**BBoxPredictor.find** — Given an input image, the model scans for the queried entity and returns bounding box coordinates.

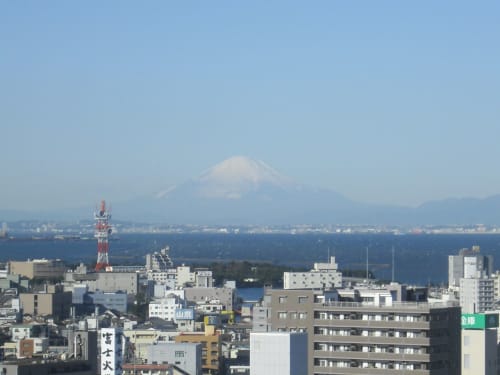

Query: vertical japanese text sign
[101,328,123,375]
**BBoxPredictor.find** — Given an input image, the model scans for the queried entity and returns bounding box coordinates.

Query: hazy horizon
[2,2,499,211]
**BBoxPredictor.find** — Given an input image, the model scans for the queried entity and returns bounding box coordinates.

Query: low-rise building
[9,259,67,280]
[284,256,342,290]
[149,294,185,321]
[175,325,222,375]
[122,363,190,375]
[144,342,202,375]
[19,286,72,321]
[184,287,235,311]
[0,359,93,375]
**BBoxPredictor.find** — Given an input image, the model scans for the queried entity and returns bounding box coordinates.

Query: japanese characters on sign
[101,328,123,375]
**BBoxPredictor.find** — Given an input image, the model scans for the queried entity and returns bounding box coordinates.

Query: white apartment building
[460,277,495,313]
[284,256,342,290]
[149,295,184,321]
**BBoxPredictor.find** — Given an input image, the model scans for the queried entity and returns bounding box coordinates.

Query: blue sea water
[2,233,500,285]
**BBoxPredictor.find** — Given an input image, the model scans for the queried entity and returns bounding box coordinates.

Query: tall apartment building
[448,246,493,288]
[269,288,461,375]
[284,256,342,290]
[459,277,495,313]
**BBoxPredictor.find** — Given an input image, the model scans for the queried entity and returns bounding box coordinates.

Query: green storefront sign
[461,313,499,329]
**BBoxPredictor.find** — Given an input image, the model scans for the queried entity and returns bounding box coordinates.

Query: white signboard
[101,328,123,375]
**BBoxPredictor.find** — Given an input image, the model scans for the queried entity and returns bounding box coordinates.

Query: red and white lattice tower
[94,200,112,271]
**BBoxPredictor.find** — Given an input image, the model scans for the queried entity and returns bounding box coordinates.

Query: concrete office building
[284,257,342,290]
[448,246,493,288]
[459,277,495,313]
[149,294,185,321]
[69,267,139,295]
[250,332,308,375]
[185,287,235,311]
[94,271,139,295]
[9,259,66,280]
[270,288,461,375]
[461,313,498,375]
[144,342,202,375]
[148,269,178,290]
[88,290,127,313]
[19,286,72,321]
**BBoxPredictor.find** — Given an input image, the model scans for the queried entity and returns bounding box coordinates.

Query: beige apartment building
[175,326,221,375]
[19,285,72,321]
[270,289,461,375]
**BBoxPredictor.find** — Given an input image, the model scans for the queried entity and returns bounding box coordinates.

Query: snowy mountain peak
[194,156,294,199]
[199,156,290,185]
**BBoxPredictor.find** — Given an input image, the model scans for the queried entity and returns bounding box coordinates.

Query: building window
[298,296,308,303]
[298,312,307,319]
[279,296,287,304]
[278,312,287,319]
[464,335,470,346]
[464,354,470,369]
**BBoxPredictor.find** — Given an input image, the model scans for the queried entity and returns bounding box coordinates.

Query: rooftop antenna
[366,246,369,282]
[391,245,395,283]
[95,200,111,271]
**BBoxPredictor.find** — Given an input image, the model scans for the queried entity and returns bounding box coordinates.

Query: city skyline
[1,2,499,211]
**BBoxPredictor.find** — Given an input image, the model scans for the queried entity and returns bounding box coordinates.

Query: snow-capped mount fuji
[159,156,298,200]
[126,155,363,224]
[7,156,500,224]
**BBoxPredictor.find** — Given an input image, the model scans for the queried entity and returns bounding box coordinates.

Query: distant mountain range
[2,156,500,225]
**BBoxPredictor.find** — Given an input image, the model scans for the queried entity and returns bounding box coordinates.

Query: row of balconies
[314,327,430,338]
[313,349,434,362]
[313,317,433,330]
[312,333,455,346]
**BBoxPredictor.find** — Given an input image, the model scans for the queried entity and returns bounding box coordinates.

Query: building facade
[284,257,342,290]
[250,332,308,375]
[270,288,461,375]
[461,313,498,375]
[144,342,202,375]
[459,277,495,313]
[448,247,493,288]
[9,259,66,280]
[19,289,72,321]
[174,326,221,375]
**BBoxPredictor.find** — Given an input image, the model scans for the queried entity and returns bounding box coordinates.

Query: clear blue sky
[1,1,499,210]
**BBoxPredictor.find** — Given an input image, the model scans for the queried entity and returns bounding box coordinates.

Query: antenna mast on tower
[95,200,112,271]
